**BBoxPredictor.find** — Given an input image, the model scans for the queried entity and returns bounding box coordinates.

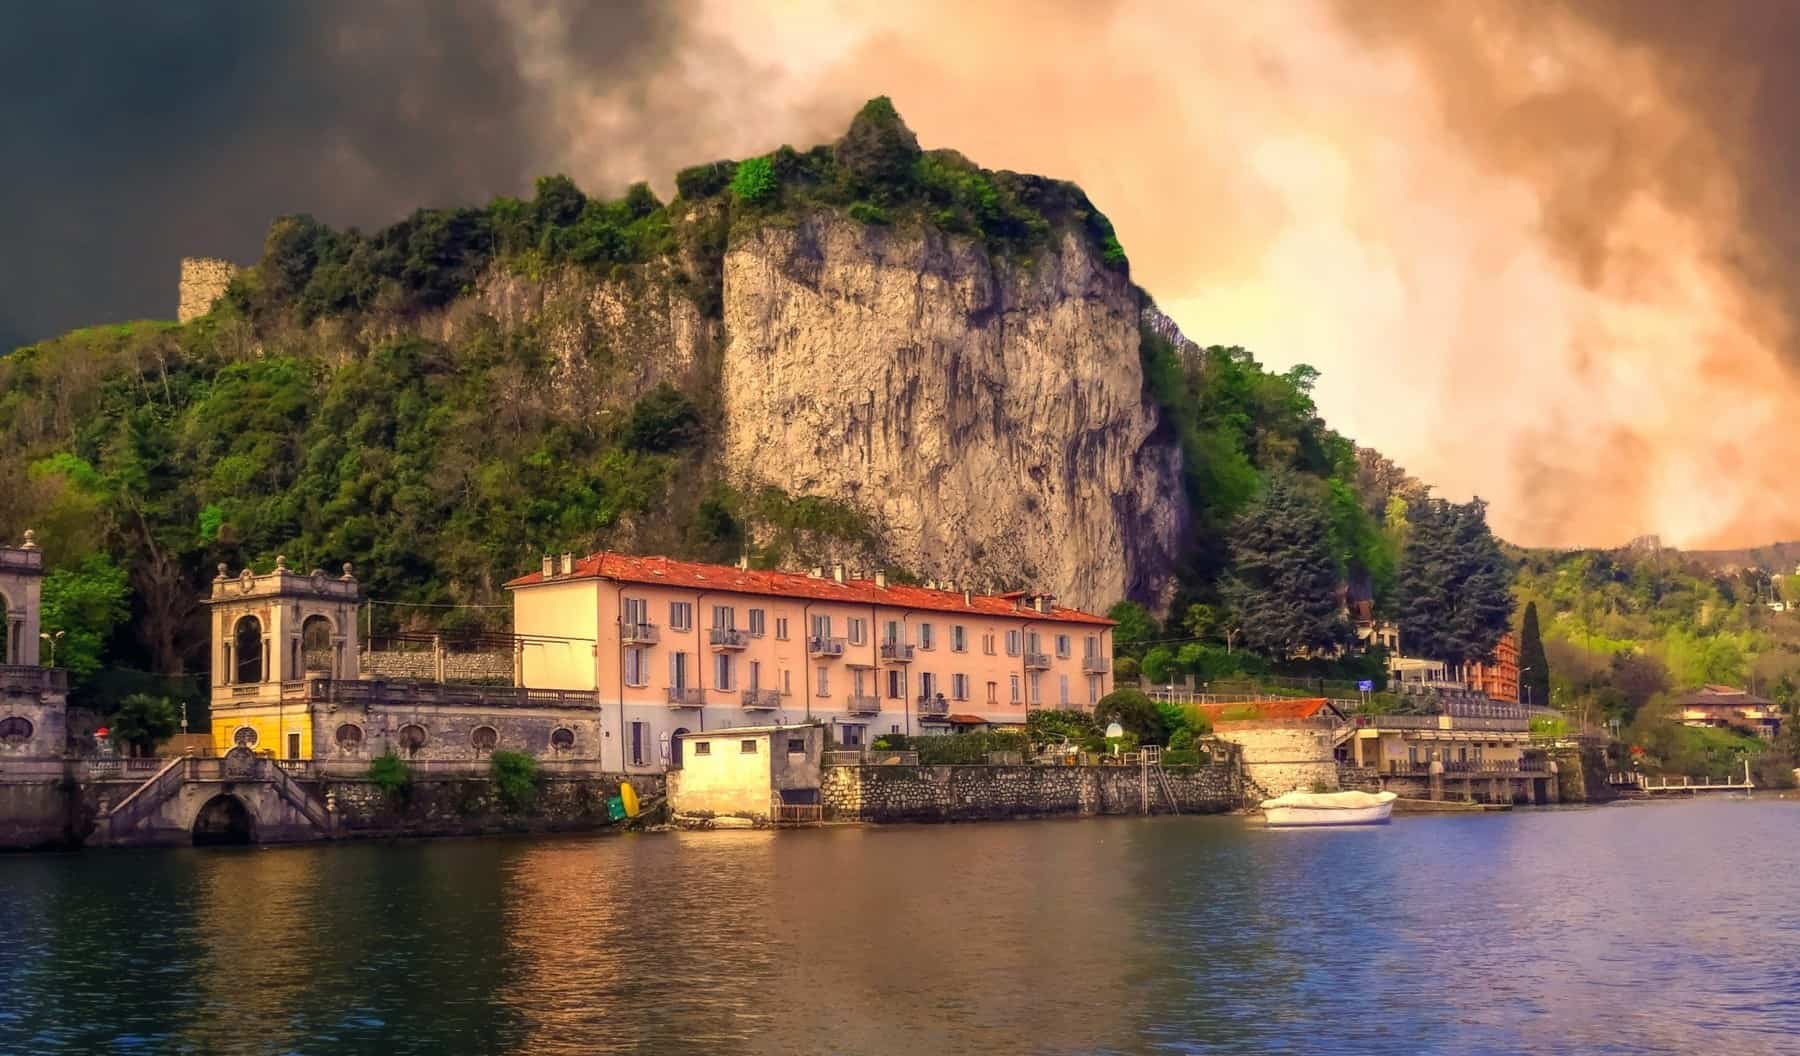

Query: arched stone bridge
[96,747,332,847]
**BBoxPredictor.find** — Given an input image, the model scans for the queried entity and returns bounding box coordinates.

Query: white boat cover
[1259,789,1397,810]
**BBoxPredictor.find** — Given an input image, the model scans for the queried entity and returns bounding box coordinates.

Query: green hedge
[871,732,1028,764]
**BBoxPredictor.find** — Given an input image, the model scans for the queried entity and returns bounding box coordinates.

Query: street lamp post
[1520,666,1533,708]
[38,630,64,667]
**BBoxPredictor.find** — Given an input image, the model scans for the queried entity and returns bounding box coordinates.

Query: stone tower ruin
[178,257,239,323]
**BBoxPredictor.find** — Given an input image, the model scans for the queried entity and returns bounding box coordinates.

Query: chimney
[542,555,555,578]
[809,566,824,579]
[831,563,846,584]
[1038,596,1053,614]
[736,554,749,571]
[963,588,973,606]
[875,570,888,589]
[560,553,574,575]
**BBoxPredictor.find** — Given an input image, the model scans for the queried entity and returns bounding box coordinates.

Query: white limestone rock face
[719,214,1183,613]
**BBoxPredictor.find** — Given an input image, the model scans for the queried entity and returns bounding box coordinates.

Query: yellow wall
[210,704,314,759]
[668,731,775,816]
[513,580,598,690]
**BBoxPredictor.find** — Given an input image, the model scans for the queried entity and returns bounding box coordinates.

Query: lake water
[3,799,1798,1055]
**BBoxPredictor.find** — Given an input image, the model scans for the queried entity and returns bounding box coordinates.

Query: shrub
[491,749,541,813]
[1096,689,1170,745]
[622,383,703,452]
[1168,727,1195,752]
[730,155,779,204]
[676,161,735,199]
[1162,748,1203,766]
[369,752,413,801]
[847,201,891,225]
[1026,709,1104,751]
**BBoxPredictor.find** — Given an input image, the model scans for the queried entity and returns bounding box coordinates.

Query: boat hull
[1262,802,1394,827]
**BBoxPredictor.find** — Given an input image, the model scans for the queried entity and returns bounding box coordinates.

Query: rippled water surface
[4,799,1799,1055]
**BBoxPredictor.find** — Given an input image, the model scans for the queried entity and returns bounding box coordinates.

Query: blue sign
[1357,680,1374,693]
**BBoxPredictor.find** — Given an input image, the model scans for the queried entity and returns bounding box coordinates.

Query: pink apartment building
[506,552,1115,774]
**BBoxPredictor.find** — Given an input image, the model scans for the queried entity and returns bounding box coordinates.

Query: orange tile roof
[505,551,1113,626]
[1192,698,1337,723]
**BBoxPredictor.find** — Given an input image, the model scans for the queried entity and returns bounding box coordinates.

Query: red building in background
[1466,632,1521,704]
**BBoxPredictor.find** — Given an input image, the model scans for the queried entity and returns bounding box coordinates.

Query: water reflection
[3,801,1800,1055]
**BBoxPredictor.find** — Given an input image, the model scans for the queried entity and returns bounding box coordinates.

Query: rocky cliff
[719,214,1182,610]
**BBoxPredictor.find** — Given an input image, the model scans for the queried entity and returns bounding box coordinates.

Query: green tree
[1518,601,1551,707]
[106,693,179,756]
[1219,473,1349,659]
[1026,708,1103,751]
[729,155,778,203]
[1107,600,1157,657]
[39,552,130,679]
[1393,496,1513,668]
[1141,645,1176,684]
[1095,688,1170,745]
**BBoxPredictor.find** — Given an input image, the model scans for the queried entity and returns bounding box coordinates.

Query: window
[1029,672,1042,704]
[1056,634,1071,658]
[887,668,905,699]
[669,651,690,689]
[889,724,901,735]
[986,681,998,703]
[883,620,902,645]
[848,618,867,646]
[741,739,758,754]
[669,602,692,631]
[551,727,575,750]
[715,652,734,691]
[775,617,789,640]
[334,724,363,752]
[624,647,649,687]
[712,604,736,630]
[1084,635,1099,659]
[1027,631,1041,654]
[983,633,996,655]
[233,615,263,683]
[952,673,969,701]
[787,738,805,754]
[1059,674,1069,706]
[749,660,762,691]
[1087,675,1101,705]
[398,724,427,756]
[853,668,870,696]
[919,672,937,700]
[812,614,832,641]
[816,666,830,696]
[234,726,258,748]
[951,625,967,652]
[623,596,649,628]
[694,741,712,757]
[918,623,934,650]
[630,721,650,766]
[840,724,865,748]
[1005,629,1021,656]
[287,732,302,760]
[782,669,792,694]
[749,608,766,636]
[471,726,498,752]
[1009,675,1021,703]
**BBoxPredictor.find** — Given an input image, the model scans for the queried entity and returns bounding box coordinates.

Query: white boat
[1260,789,1397,827]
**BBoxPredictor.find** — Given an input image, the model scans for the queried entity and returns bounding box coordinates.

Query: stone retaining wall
[821,762,1240,823]
[1214,720,1339,798]
[358,648,516,684]
[321,773,662,838]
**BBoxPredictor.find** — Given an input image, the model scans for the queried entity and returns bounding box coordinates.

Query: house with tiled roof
[506,552,1116,773]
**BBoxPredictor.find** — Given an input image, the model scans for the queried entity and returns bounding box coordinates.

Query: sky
[4,0,1798,552]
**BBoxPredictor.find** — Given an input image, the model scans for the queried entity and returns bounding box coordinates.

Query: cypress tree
[1519,601,1551,707]
[1220,473,1349,660]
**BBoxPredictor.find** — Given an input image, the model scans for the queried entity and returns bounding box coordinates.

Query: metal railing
[916,695,949,716]
[846,694,880,715]
[741,688,781,709]
[709,628,749,650]
[620,622,659,645]
[879,641,914,662]
[666,686,704,707]
[809,637,845,658]
[1081,656,1110,674]
[1022,652,1051,670]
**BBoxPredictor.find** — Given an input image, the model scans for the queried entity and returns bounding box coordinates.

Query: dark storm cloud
[0,0,684,349]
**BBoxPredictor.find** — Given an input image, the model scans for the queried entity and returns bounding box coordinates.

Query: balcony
[620,622,659,645]
[709,628,749,651]
[0,665,68,695]
[880,641,915,663]
[666,686,704,708]
[1082,655,1110,674]
[916,694,949,717]
[809,636,845,659]
[846,694,881,715]
[741,688,781,710]
[1023,652,1051,670]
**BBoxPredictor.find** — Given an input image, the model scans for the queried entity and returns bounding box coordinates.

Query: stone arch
[335,723,364,754]
[671,727,690,767]
[192,794,255,846]
[234,615,263,683]
[0,715,32,744]
[301,613,335,676]
[0,585,13,665]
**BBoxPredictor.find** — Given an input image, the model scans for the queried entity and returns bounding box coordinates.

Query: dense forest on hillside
[0,98,1514,722]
